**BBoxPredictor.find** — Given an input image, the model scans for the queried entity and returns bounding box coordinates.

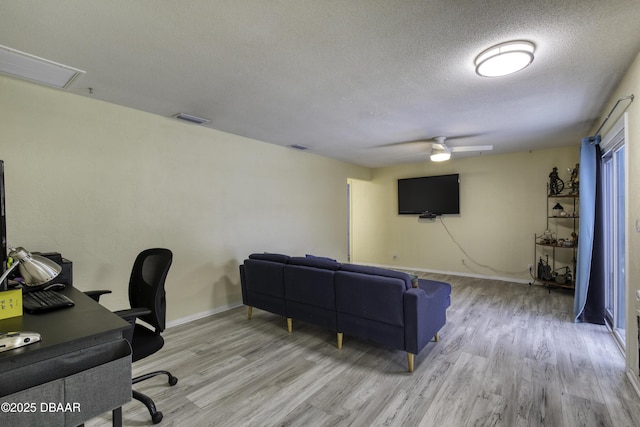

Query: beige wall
[351,147,580,282]
[3,50,639,381]
[0,75,369,323]
[351,50,640,382]
[595,51,640,379]
[348,177,388,262]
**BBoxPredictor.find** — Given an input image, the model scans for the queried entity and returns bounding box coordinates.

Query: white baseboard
[360,262,531,285]
[166,301,243,329]
[628,371,640,398]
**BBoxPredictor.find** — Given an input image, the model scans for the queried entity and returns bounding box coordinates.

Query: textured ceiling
[1,1,639,167]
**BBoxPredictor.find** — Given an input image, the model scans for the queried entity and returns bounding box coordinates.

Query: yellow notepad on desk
[0,289,23,319]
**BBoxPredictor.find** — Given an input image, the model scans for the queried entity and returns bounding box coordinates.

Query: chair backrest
[128,248,173,333]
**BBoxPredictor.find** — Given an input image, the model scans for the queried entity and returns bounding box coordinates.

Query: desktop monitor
[0,160,6,288]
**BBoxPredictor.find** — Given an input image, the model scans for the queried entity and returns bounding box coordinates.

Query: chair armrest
[114,307,152,322]
[84,289,112,302]
[114,307,152,343]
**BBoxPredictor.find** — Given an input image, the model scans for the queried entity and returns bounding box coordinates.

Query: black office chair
[86,248,177,424]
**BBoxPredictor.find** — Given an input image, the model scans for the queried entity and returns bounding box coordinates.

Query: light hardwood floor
[88,274,640,426]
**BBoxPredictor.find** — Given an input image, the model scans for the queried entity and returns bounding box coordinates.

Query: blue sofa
[239,253,451,372]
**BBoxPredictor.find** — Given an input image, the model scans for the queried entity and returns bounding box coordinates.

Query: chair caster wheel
[152,411,163,424]
[169,375,178,386]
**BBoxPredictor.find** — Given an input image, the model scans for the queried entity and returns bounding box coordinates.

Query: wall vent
[172,113,211,125]
[290,144,309,150]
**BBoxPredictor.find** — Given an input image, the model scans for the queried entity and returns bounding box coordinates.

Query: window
[601,114,627,348]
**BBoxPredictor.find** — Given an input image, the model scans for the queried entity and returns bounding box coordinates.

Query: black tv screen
[398,174,460,215]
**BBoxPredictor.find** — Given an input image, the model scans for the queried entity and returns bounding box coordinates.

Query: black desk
[0,287,132,427]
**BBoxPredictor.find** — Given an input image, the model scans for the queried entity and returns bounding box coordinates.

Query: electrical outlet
[393,254,397,261]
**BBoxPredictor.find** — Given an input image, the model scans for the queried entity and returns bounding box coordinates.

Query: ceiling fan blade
[374,140,431,149]
[449,145,493,153]
[439,132,488,141]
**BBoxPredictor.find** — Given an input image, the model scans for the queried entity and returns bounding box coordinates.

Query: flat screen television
[397,173,460,215]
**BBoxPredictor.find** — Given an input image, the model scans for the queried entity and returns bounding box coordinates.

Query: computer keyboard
[23,290,75,314]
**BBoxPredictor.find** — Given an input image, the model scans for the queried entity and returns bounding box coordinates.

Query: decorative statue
[568,163,579,194]
[548,167,564,195]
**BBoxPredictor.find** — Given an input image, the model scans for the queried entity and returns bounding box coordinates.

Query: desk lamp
[0,247,61,351]
[0,247,62,291]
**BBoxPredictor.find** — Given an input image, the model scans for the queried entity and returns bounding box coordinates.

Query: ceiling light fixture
[475,40,535,77]
[0,44,85,89]
[430,147,451,162]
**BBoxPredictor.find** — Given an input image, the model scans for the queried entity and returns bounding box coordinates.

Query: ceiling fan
[374,135,493,162]
[427,136,493,161]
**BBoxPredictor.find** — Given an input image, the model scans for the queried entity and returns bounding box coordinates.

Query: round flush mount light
[475,40,535,77]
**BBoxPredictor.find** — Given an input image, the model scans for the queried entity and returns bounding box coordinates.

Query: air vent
[172,113,211,125]
[0,44,85,89]
[290,144,309,150]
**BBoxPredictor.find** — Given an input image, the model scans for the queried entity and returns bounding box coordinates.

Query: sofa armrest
[403,288,448,355]
[239,264,247,305]
[417,278,452,308]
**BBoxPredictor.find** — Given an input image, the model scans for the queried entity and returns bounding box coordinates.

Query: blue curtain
[574,136,605,324]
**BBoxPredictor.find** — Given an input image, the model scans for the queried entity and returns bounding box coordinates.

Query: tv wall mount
[419,211,438,219]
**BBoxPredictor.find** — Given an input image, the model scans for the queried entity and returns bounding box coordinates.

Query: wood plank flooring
[87,274,640,426]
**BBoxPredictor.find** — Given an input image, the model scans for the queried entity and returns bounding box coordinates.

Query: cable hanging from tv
[439,217,529,275]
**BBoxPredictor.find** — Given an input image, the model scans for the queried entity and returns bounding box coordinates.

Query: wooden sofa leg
[434,332,439,342]
[337,332,343,349]
[287,318,292,333]
[407,353,415,373]
[247,306,253,320]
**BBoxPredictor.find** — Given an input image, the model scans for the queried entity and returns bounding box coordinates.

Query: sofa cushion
[243,259,286,298]
[248,253,290,264]
[288,256,341,271]
[335,271,405,327]
[284,266,336,310]
[305,254,337,262]
[340,264,412,290]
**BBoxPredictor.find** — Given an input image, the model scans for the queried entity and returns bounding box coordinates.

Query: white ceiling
[1,1,639,168]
